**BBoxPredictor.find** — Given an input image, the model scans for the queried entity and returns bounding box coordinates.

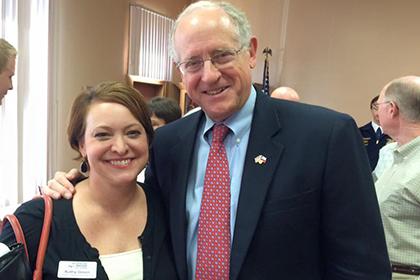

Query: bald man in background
[375,75,420,280]
[271,86,300,101]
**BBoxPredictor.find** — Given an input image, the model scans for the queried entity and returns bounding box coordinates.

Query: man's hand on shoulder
[42,168,80,199]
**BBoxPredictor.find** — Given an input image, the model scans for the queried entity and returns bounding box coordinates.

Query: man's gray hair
[0,38,17,73]
[384,75,420,122]
[169,1,252,62]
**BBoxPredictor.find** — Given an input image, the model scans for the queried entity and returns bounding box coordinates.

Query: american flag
[261,47,272,95]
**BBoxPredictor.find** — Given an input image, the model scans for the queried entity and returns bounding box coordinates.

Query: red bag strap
[1,214,29,259]
[33,195,53,280]
[0,195,53,280]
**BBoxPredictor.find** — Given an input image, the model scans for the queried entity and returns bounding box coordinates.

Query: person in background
[44,1,391,279]
[136,96,182,182]
[1,81,177,279]
[0,38,17,259]
[148,96,182,130]
[375,75,420,280]
[0,38,17,105]
[270,86,300,101]
[359,95,391,170]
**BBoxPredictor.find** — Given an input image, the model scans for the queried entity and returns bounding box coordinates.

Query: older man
[46,1,391,279]
[375,76,420,280]
[0,38,16,105]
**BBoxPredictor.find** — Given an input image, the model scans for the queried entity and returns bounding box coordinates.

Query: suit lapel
[168,112,204,280]
[230,94,284,280]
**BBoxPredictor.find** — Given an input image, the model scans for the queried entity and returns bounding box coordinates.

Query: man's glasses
[376,101,392,106]
[176,48,243,75]
[372,100,392,111]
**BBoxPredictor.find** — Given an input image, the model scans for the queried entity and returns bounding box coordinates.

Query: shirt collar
[394,135,420,160]
[371,121,381,133]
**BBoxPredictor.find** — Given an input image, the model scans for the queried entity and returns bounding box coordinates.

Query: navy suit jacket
[146,93,391,280]
[359,122,390,170]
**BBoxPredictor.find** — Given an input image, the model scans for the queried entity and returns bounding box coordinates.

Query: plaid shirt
[376,136,420,266]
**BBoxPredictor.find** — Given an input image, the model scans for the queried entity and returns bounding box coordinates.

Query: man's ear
[248,37,258,69]
[389,101,399,118]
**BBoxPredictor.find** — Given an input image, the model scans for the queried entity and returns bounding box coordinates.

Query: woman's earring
[79,157,90,175]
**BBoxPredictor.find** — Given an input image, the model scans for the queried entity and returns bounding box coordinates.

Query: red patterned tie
[196,124,231,280]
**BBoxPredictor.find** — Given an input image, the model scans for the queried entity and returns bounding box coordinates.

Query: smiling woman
[0,81,178,279]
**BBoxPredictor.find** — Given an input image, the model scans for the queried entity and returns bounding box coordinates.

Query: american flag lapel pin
[254,155,267,165]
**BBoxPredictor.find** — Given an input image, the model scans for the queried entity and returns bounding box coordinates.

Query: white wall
[229,0,420,124]
[50,0,189,172]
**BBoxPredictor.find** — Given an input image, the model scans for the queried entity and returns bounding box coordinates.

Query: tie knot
[212,124,229,144]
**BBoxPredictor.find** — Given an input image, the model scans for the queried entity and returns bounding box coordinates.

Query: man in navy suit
[359,95,391,170]
[46,1,391,279]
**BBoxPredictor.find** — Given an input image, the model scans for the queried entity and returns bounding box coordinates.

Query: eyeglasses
[176,48,243,75]
[376,100,392,106]
[372,100,391,110]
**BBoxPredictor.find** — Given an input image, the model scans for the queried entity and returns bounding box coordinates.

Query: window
[129,5,174,81]
[0,0,49,215]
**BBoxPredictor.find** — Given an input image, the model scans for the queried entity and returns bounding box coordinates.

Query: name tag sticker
[57,261,97,279]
